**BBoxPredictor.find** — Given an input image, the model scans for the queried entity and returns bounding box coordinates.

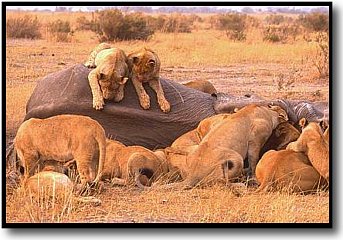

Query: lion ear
[132,56,139,64]
[119,77,129,85]
[147,59,156,67]
[299,118,308,129]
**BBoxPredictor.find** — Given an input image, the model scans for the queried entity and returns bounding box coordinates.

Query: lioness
[162,105,288,189]
[255,149,328,193]
[127,48,170,113]
[287,121,329,180]
[25,171,102,205]
[14,115,106,187]
[164,113,232,180]
[259,121,300,158]
[85,43,129,110]
[103,139,168,187]
[182,80,217,95]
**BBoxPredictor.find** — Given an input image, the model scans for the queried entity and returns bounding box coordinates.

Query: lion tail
[93,128,106,183]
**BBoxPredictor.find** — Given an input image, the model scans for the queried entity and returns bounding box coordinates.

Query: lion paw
[84,62,96,68]
[93,98,105,110]
[139,93,150,110]
[159,99,171,113]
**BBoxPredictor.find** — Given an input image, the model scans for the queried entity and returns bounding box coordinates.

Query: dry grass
[5,11,330,224]
[6,183,329,223]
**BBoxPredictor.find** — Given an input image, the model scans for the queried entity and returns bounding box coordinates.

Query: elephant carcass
[213,92,329,125]
[25,64,216,150]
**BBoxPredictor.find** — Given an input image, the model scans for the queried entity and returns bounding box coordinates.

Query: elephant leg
[148,79,171,113]
[132,78,150,110]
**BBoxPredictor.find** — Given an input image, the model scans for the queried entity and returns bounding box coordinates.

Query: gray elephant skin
[25,64,215,149]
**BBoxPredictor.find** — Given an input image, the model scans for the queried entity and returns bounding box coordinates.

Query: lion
[160,104,288,189]
[24,170,102,205]
[102,139,168,188]
[127,48,170,113]
[14,115,106,189]
[85,43,129,110]
[259,121,300,158]
[287,121,329,181]
[164,113,232,180]
[182,80,217,95]
[255,149,328,193]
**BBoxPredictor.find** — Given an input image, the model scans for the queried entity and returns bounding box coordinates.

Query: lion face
[268,105,288,122]
[129,48,160,83]
[96,58,129,100]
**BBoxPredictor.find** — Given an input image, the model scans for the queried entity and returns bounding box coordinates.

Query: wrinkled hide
[214,93,329,124]
[25,64,215,149]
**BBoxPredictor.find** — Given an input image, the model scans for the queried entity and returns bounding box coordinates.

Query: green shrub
[6,15,41,39]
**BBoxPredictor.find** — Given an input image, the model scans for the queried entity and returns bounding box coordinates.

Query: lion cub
[103,139,168,187]
[14,115,106,187]
[127,48,171,113]
[85,43,129,110]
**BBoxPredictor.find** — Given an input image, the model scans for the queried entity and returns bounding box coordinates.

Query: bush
[48,19,73,42]
[120,13,154,40]
[160,14,192,33]
[76,16,98,32]
[6,15,41,39]
[217,13,247,41]
[263,24,300,43]
[94,10,154,41]
[265,14,286,25]
[298,13,329,32]
[313,32,329,78]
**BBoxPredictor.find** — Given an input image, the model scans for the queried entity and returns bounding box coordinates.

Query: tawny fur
[255,150,328,193]
[127,48,170,113]
[164,113,232,180]
[103,139,168,187]
[85,43,129,110]
[14,115,106,186]
[287,122,329,180]
[260,121,300,157]
[161,105,288,189]
[24,171,102,205]
[183,80,217,95]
